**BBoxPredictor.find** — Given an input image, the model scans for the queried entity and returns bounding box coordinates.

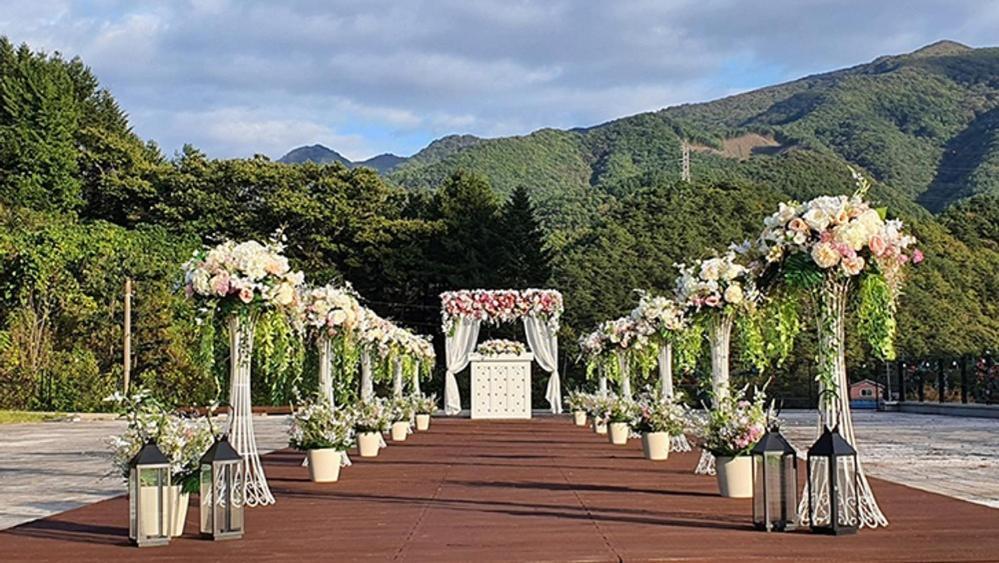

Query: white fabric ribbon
[658,343,673,401]
[444,318,480,415]
[523,316,561,414]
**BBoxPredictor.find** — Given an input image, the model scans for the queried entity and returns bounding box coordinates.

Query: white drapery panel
[444,318,481,415]
[392,356,404,397]
[616,350,632,399]
[360,348,374,401]
[523,317,561,414]
[658,343,673,401]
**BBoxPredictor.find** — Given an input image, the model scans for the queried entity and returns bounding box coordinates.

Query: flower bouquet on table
[388,397,415,442]
[412,393,437,431]
[289,396,354,482]
[600,396,640,446]
[105,389,213,536]
[634,393,689,460]
[698,390,767,498]
[348,398,390,458]
[476,338,527,357]
[566,390,594,426]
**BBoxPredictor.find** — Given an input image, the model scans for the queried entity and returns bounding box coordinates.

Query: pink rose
[788,217,809,233]
[211,272,231,296]
[239,287,254,303]
[704,295,721,307]
[912,249,924,264]
[868,235,887,257]
[819,231,834,243]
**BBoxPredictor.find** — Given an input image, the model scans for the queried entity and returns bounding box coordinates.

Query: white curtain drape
[360,348,374,401]
[444,318,481,415]
[523,317,561,414]
[413,360,421,395]
[658,343,673,401]
[392,356,404,397]
[617,350,632,399]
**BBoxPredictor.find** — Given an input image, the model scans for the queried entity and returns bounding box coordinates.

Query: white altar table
[470,352,533,419]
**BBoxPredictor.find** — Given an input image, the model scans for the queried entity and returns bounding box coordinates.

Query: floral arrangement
[440,289,563,333]
[183,236,305,313]
[698,391,767,457]
[288,396,354,451]
[388,396,415,423]
[578,329,606,361]
[347,398,391,433]
[411,393,438,415]
[105,389,214,493]
[585,394,614,419]
[629,293,685,339]
[674,249,759,314]
[599,396,640,424]
[355,307,398,358]
[299,284,361,340]
[476,339,527,356]
[566,390,594,413]
[632,392,689,435]
[599,316,652,352]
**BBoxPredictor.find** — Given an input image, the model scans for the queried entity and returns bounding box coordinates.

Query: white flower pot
[139,485,188,537]
[306,449,342,483]
[641,432,670,461]
[715,455,754,498]
[416,413,431,431]
[593,419,607,434]
[573,411,587,426]
[391,421,409,442]
[357,431,382,457]
[608,422,630,445]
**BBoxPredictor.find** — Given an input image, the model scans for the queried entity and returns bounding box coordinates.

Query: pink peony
[912,249,924,264]
[868,235,887,257]
[210,271,231,296]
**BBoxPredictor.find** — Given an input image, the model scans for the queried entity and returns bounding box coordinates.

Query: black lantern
[806,425,859,535]
[751,425,798,531]
[199,435,245,541]
[129,439,171,547]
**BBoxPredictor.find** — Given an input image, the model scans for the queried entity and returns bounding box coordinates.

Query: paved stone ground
[0,411,995,531]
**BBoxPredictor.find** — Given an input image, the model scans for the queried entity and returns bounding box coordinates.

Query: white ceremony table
[469,352,533,419]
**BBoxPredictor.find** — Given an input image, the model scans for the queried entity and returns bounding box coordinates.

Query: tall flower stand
[658,343,692,452]
[695,313,734,476]
[224,315,275,507]
[317,334,334,406]
[798,278,888,528]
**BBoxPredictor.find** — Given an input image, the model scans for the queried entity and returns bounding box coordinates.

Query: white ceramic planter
[641,432,670,460]
[608,422,630,445]
[573,411,587,426]
[390,421,409,442]
[592,419,607,434]
[357,431,382,457]
[307,449,343,483]
[416,413,431,431]
[715,455,753,498]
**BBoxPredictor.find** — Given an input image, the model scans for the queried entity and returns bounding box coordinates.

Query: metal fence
[888,355,997,405]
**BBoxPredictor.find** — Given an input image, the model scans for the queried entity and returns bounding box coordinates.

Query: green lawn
[0,411,66,424]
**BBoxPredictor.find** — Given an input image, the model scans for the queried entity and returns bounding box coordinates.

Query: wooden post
[123,278,132,395]
[960,357,968,404]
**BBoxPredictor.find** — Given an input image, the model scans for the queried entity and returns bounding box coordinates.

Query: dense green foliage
[0,38,996,412]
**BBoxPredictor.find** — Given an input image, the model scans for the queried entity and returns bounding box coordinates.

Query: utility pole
[681,139,691,183]
[123,278,132,395]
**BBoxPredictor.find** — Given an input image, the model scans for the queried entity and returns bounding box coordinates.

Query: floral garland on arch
[440,289,563,333]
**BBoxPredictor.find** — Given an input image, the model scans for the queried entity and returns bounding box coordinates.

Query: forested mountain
[278,144,351,166]
[2,36,996,413]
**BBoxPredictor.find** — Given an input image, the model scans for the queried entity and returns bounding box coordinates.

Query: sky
[3,1,996,161]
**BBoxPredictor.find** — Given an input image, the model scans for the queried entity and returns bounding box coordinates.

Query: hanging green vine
[254,310,305,405]
[671,322,703,374]
[857,272,897,360]
[737,308,768,373]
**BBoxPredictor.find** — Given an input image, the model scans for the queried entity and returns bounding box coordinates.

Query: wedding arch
[441,289,563,415]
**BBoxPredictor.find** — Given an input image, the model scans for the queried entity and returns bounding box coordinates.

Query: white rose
[273,283,295,306]
[803,207,832,232]
[700,259,722,281]
[723,284,744,305]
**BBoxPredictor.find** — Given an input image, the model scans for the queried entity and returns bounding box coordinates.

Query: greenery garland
[254,310,305,405]
[671,322,704,375]
[857,272,897,360]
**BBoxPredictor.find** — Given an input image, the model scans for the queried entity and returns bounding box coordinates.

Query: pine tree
[498,185,551,288]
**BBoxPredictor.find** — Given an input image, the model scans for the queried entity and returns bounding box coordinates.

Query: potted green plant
[388,397,415,442]
[699,391,767,497]
[603,396,639,445]
[566,390,591,426]
[634,393,688,460]
[412,393,437,431]
[106,389,213,537]
[348,398,390,457]
[289,397,353,482]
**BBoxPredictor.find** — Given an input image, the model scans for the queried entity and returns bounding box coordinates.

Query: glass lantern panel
[763,453,785,526]
[808,456,832,527]
[137,467,167,540]
[129,468,137,541]
[217,463,244,534]
[835,455,859,528]
[780,455,797,525]
[752,455,765,525]
[200,464,213,534]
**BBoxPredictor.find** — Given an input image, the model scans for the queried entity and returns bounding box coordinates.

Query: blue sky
[3,1,995,161]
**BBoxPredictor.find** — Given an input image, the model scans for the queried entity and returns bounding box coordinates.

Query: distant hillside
[388,40,999,219]
[278,144,350,165]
